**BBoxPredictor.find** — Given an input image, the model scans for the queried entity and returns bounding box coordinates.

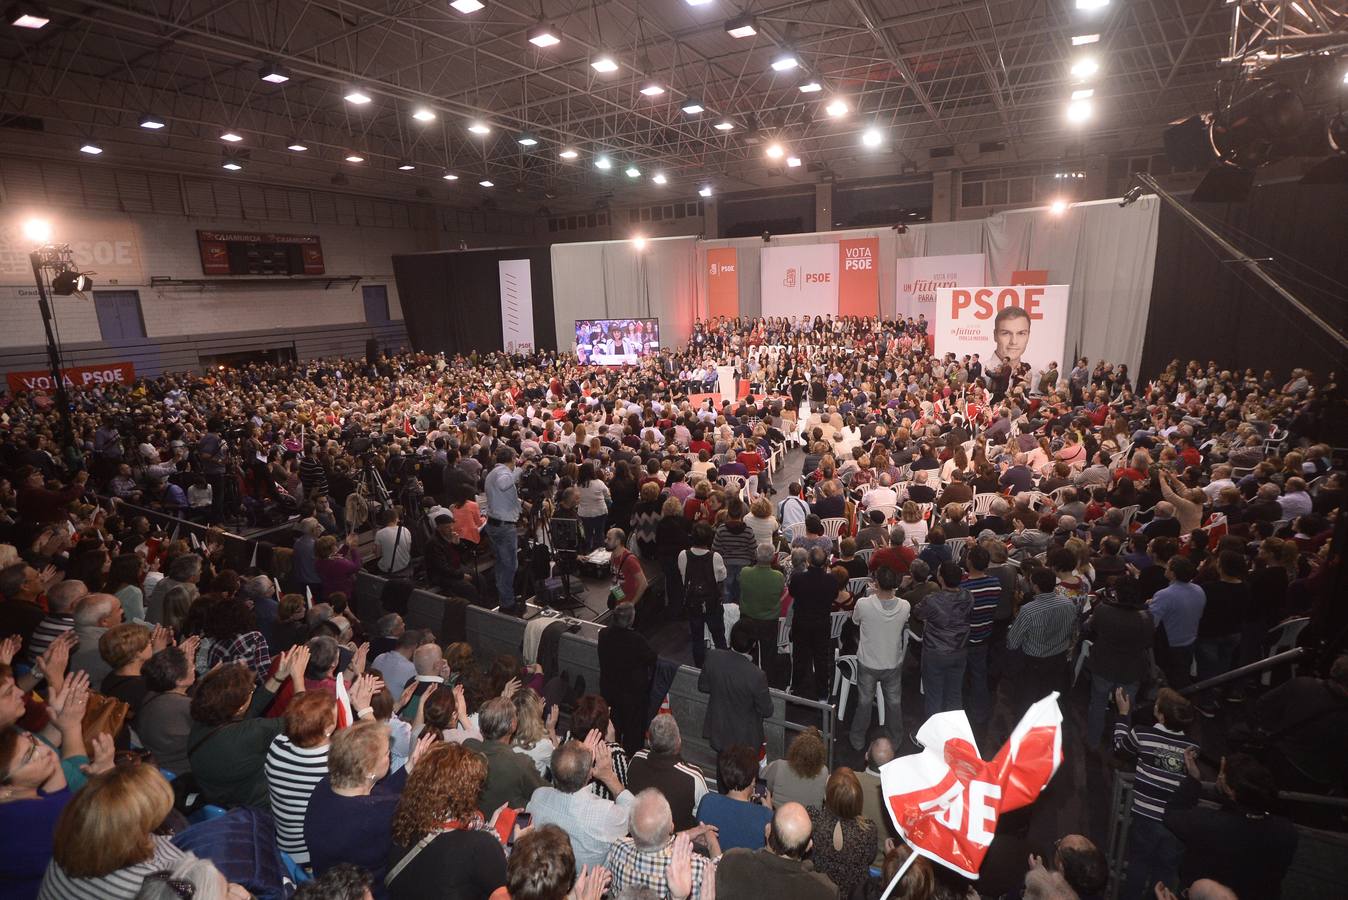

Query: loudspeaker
[365,337,379,363]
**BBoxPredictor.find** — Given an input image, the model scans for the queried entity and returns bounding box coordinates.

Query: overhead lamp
[786,155,802,168]
[765,143,785,159]
[595,156,612,170]
[1070,57,1099,79]
[1074,0,1109,9]
[468,121,491,135]
[640,82,665,96]
[220,131,243,142]
[1066,99,1094,123]
[825,98,848,118]
[771,52,799,72]
[259,63,289,84]
[443,172,459,180]
[412,107,437,122]
[684,0,713,6]
[625,166,641,178]
[397,161,415,171]
[1072,88,1095,100]
[287,140,308,151]
[1342,70,1348,86]
[222,160,243,171]
[8,4,49,28]
[345,153,365,162]
[139,114,166,130]
[50,270,93,294]
[450,0,484,12]
[591,55,619,73]
[1049,199,1069,215]
[78,142,103,155]
[861,127,883,147]
[681,100,705,114]
[633,236,647,250]
[713,119,734,131]
[725,16,756,38]
[798,80,822,94]
[479,179,494,187]
[559,148,579,159]
[1072,33,1100,46]
[698,185,713,198]
[22,218,51,242]
[517,133,539,146]
[344,89,372,105]
[652,173,668,185]
[527,24,560,48]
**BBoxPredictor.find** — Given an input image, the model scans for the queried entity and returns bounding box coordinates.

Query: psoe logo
[709,263,737,276]
[783,267,798,288]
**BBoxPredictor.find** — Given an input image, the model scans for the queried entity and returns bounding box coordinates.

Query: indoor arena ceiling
[0,1,1331,211]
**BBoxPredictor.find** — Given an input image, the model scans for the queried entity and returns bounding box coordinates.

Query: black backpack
[683,551,719,615]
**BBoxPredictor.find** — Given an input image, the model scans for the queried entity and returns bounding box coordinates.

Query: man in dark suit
[597,600,657,755]
[787,548,839,700]
[906,470,937,504]
[698,621,773,753]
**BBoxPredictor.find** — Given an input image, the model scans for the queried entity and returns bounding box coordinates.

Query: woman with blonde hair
[900,501,929,547]
[747,495,780,546]
[510,688,558,777]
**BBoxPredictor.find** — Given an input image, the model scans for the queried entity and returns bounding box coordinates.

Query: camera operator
[484,446,532,614]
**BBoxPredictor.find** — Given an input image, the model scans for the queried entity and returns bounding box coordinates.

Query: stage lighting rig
[21,234,93,455]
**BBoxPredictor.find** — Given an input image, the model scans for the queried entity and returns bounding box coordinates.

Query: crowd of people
[0,310,1343,900]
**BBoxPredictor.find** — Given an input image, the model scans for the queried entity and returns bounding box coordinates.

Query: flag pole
[877,850,921,900]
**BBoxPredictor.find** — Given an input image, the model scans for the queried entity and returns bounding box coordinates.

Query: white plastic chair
[855,548,875,565]
[833,655,885,726]
[1261,617,1310,685]
[846,577,872,600]
[829,609,850,642]
[944,536,972,558]
[1048,486,1073,505]
[970,493,1000,517]
[822,517,850,541]
[784,521,808,543]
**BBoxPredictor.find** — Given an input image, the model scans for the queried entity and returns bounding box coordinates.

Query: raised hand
[666,831,694,900]
[406,731,437,774]
[51,670,90,734]
[80,733,116,777]
[500,676,521,701]
[150,625,173,653]
[350,642,369,676]
[575,866,612,900]
[349,673,384,711]
[397,680,418,712]
[0,635,20,666]
[1114,687,1131,716]
[37,565,62,590]
[178,634,201,663]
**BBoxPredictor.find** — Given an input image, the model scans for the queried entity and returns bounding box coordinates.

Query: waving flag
[879,693,1063,888]
[334,671,354,729]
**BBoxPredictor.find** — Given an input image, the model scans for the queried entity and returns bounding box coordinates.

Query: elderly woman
[135,645,197,776]
[265,691,338,866]
[387,742,507,899]
[629,481,663,558]
[315,534,363,600]
[900,501,929,547]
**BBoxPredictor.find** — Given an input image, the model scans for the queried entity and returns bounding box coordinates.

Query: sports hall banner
[760,243,838,319]
[895,253,985,321]
[6,361,136,394]
[837,237,879,317]
[706,247,739,320]
[498,258,535,351]
[934,284,1070,376]
[0,212,145,287]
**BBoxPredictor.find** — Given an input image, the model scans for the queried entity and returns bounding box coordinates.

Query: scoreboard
[197,230,325,276]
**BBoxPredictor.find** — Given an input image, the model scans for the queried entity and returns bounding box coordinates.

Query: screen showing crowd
[574,318,660,365]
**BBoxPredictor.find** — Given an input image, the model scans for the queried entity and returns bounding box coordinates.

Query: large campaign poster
[760,243,838,319]
[933,285,1070,377]
[706,247,739,320]
[895,253,985,321]
[0,212,145,287]
[837,237,879,317]
[498,258,535,352]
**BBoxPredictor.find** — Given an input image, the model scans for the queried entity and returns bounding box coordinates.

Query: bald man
[716,801,837,898]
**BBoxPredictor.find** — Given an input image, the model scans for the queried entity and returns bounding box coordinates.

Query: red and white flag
[879,693,1063,890]
[334,672,354,729]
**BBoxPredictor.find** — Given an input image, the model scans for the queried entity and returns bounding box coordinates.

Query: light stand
[28,245,79,460]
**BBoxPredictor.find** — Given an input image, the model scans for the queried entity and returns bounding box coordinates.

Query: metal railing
[95,494,300,572]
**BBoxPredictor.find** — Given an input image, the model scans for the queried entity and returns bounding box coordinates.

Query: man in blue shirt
[1147,556,1206,687]
[484,447,526,614]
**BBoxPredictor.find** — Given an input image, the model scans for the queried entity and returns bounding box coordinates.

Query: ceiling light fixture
[1072,33,1100,46]
[220,131,243,142]
[681,100,705,114]
[222,160,242,171]
[699,185,713,197]
[259,63,289,84]
[725,16,756,38]
[633,236,647,250]
[559,148,579,159]
[1072,88,1095,100]
[345,153,365,162]
[412,107,437,122]
[8,4,49,28]
[287,140,308,152]
[640,82,665,96]
[771,52,799,72]
[344,89,372,105]
[652,173,668,185]
[527,24,560,48]
[443,172,459,180]
[1065,99,1094,123]
[714,119,734,131]
[397,161,415,170]
[468,121,491,135]
[1050,198,1069,214]
[825,99,848,118]
[595,156,612,170]
[625,166,641,178]
[479,179,494,187]
[517,133,539,146]
[450,0,484,13]
[78,142,103,155]
[798,80,822,93]
[786,155,802,168]
[684,0,712,6]
[861,128,883,147]
[765,143,785,159]
[591,55,619,73]
[1074,0,1109,9]
[1070,57,1100,79]
[139,114,166,130]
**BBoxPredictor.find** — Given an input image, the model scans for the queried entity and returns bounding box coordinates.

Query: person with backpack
[679,522,727,668]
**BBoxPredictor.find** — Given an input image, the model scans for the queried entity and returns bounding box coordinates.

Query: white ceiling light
[1072,88,1095,100]
[443,172,459,180]
[640,82,665,96]
[559,148,579,159]
[765,143,785,159]
[528,24,560,48]
[79,142,103,155]
[684,0,712,5]
[139,114,166,130]
[798,80,822,93]
[412,108,437,122]
[825,99,848,118]
[786,155,802,168]
[698,185,713,197]
[714,119,734,131]
[1074,0,1109,9]
[625,166,641,178]
[771,52,799,72]
[861,128,883,147]
[595,156,612,170]
[450,0,484,13]
[681,100,705,114]
[652,173,668,185]
[221,161,243,171]
[1341,70,1348,85]
[591,55,619,73]
[345,153,365,162]
[397,162,415,170]
[287,141,308,152]
[9,5,49,28]
[1072,34,1100,46]
[725,17,756,39]
[1066,99,1094,123]
[517,133,539,146]
[344,89,372,105]
[1050,199,1069,214]
[633,236,647,250]
[1070,57,1100,79]
[468,121,491,135]
[259,63,289,84]
[479,180,494,187]
[220,131,243,142]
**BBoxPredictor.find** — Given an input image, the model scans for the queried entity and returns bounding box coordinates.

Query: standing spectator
[847,566,910,751]
[145,554,202,628]
[105,554,146,623]
[913,561,973,717]
[596,602,656,756]
[316,534,364,602]
[293,517,324,600]
[960,546,1002,726]
[764,728,830,810]
[806,768,878,898]
[1082,580,1155,749]
[1148,556,1205,687]
[575,462,611,552]
[627,715,708,831]
[374,509,413,579]
[1006,569,1077,714]
[788,547,839,700]
[855,738,899,865]
[679,522,727,667]
[605,528,647,606]
[484,448,526,613]
[1194,551,1250,712]
[135,645,197,775]
[739,543,786,683]
[696,744,773,851]
[698,620,773,753]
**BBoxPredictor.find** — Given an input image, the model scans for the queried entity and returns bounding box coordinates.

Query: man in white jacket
[848,566,911,751]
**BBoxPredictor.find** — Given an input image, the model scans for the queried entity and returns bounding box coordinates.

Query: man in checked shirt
[1006,567,1079,716]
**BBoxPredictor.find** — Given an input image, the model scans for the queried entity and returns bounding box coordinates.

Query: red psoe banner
[706,248,739,320]
[6,362,137,394]
[837,237,879,317]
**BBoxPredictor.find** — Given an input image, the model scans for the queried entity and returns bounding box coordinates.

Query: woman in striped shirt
[264,691,338,866]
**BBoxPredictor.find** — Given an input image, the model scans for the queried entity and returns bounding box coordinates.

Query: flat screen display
[574,318,660,365]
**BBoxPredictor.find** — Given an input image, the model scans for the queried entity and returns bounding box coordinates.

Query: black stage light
[50,270,92,294]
